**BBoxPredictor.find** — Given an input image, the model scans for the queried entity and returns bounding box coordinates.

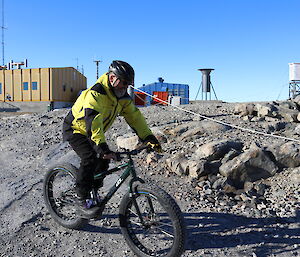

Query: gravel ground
[0,101,299,257]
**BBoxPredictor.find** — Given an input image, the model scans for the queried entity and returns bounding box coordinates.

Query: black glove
[94,142,112,155]
[143,135,162,153]
[95,143,121,161]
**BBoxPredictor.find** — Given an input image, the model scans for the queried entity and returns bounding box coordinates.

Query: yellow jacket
[63,73,152,151]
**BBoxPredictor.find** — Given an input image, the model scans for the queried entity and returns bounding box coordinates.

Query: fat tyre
[43,163,88,229]
[119,182,185,257]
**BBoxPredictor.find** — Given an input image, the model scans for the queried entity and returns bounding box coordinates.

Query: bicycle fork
[130,189,155,228]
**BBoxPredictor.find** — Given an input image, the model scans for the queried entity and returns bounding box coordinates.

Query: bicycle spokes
[48,170,77,220]
[126,193,175,256]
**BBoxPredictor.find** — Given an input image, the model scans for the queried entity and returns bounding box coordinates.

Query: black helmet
[108,60,134,83]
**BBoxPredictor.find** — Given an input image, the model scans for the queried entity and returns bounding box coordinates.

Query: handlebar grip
[115,153,122,161]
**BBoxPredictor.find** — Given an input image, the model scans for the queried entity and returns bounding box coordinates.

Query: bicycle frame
[93,154,145,208]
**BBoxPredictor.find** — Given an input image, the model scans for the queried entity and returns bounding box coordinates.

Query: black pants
[68,133,109,199]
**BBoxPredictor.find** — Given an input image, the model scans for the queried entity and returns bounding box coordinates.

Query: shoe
[76,198,102,219]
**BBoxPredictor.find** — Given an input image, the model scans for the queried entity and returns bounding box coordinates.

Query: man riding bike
[62,60,161,217]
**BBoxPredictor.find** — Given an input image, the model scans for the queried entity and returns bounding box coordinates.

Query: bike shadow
[184,210,300,256]
[81,213,121,234]
[80,210,300,256]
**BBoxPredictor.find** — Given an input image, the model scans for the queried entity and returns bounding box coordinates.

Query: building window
[63,84,66,92]
[0,83,2,94]
[32,82,38,90]
[23,82,29,90]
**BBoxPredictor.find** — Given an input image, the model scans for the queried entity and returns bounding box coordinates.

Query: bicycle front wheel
[119,183,185,257]
[43,163,88,229]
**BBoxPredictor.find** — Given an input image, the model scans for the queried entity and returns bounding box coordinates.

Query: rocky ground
[0,101,299,257]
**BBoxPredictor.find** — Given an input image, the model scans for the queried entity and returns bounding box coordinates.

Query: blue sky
[4,0,300,102]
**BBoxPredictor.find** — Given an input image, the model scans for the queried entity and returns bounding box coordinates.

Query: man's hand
[103,152,118,160]
[144,135,162,153]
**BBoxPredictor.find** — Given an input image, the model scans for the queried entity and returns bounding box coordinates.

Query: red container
[134,92,147,106]
[152,91,168,105]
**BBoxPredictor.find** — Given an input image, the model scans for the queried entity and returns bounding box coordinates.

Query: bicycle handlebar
[117,146,149,157]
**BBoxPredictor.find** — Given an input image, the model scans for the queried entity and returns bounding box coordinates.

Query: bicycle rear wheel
[43,163,88,229]
[119,182,185,257]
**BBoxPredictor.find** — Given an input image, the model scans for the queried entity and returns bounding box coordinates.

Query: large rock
[165,155,188,176]
[264,121,287,134]
[165,155,216,178]
[116,134,139,150]
[277,107,299,122]
[194,139,243,161]
[219,143,278,188]
[269,141,300,168]
[291,95,300,107]
[278,100,299,110]
[116,128,168,150]
[234,103,256,116]
[185,159,208,179]
[256,103,278,118]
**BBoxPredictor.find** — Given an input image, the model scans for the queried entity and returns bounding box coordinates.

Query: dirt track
[0,103,299,257]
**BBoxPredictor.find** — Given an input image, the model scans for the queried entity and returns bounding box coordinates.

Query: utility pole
[94,60,102,80]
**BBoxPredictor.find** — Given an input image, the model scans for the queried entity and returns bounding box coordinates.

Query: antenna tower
[1,0,5,66]
[94,60,102,79]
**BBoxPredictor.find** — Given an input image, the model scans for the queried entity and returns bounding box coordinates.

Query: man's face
[109,73,133,97]
[109,73,132,89]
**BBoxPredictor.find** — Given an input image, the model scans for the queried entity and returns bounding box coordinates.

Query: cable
[131,85,300,144]
[276,83,289,101]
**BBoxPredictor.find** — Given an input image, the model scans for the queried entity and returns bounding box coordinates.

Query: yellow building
[0,67,86,111]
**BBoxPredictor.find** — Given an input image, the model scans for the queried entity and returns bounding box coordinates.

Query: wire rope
[131,85,300,144]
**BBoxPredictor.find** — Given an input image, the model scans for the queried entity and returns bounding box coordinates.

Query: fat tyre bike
[43,147,185,257]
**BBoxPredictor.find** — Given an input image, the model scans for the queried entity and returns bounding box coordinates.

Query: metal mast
[94,60,102,80]
[1,0,4,66]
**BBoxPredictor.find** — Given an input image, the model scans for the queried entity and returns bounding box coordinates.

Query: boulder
[264,121,287,133]
[194,139,243,161]
[116,134,139,150]
[278,107,299,122]
[219,143,278,189]
[185,159,208,179]
[116,128,168,151]
[234,103,256,116]
[278,100,299,110]
[256,103,278,118]
[165,155,188,176]
[221,148,241,164]
[291,95,300,106]
[269,141,300,168]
